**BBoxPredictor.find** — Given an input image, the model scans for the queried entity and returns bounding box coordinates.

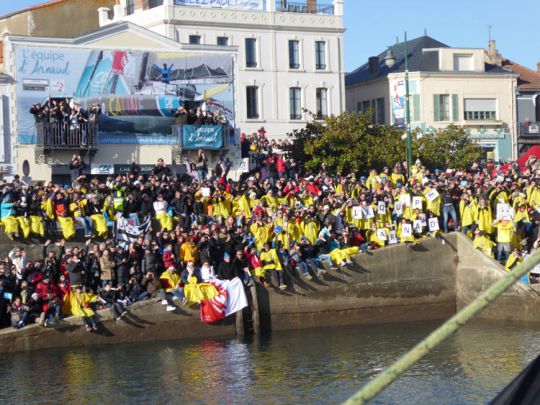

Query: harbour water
[1,319,539,404]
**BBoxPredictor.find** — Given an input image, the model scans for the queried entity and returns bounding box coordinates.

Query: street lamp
[404,32,412,178]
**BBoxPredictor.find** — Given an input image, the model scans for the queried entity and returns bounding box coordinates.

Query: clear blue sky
[1,0,538,71]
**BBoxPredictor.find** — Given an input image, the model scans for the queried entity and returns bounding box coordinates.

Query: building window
[464,99,497,120]
[315,41,326,70]
[316,88,328,119]
[362,100,371,113]
[290,87,302,120]
[434,94,451,121]
[147,0,163,8]
[453,54,473,71]
[126,0,135,15]
[217,36,229,46]
[245,38,257,68]
[189,35,201,45]
[376,97,385,124]
[289,40,300,69]
[246,86,259,119]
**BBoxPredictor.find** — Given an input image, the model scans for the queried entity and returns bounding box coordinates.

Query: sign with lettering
[182,125,223,150]
[175,0,264,10]
[388,231,398,244]
[413,220,423,233]
[425,189,439,202]
[393,201,403,216]
[352,206,363,220]
[376,229,387,241]
[401,224,412,238]
[364,205,375,219]
[412,197,423,210]
[428,218,439,232]
[14,46,234,144]
[377,202,386,215]
[90,164,114,175]
[98,135,178,145]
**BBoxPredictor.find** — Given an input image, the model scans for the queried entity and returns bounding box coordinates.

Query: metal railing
[519,123,540,137]
[276,1,334,14]
[35,122,98,148]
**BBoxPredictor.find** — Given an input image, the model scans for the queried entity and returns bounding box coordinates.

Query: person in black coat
[114,246,131,286]
[217,253,236,280]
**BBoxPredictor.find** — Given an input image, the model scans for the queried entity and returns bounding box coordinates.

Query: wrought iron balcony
[519,123,540,137]
[275,1,334,14]
[35,122,98,149]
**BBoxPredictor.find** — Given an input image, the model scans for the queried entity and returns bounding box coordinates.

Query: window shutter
[452,94,459,121]
[433,94,440,121]
[413,95,420,121]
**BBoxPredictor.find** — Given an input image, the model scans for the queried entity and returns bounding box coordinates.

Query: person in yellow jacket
[493,217,515,263]
[472,230,496,257]
[180,238,199,265]
[505,248,523,271]
[366,223,387,249]
[63,286,98,332]
[159,265,184,311]
[250,217,271,250]
[260,243,286,290]
[475,199,493,234]
[459,193,478,237]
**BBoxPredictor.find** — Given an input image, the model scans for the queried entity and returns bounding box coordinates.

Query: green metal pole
[404,32,412,179]
[342,252,540,405]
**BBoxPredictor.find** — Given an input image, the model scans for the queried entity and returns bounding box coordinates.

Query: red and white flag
[200,278,248,323]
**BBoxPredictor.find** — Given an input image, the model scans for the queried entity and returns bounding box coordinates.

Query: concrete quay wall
[1,232,540,353]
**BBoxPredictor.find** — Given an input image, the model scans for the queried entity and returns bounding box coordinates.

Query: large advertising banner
[15,46,234,143]
[174,0,264,10]
[391,78,405,128]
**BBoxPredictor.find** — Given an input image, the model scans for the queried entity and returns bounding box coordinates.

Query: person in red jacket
[275,155,287,179]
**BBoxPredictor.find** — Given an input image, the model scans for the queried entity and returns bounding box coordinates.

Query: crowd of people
[30,98,101,146]
[1,127,540,331]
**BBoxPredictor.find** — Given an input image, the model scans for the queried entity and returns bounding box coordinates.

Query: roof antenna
[424,28,427,36]
[488,25,492,41]
[396,36,399,44]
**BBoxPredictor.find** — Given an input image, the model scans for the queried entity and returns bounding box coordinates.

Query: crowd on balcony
[29,98,101,146]
[1,129,540,331]
[172,105,228,127]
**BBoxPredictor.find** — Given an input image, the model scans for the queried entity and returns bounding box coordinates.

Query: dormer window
[453,54,473,71]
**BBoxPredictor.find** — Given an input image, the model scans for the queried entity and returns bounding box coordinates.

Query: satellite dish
[22,160,30,177]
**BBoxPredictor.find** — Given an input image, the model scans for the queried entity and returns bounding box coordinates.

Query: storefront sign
[174,0,264,10]
[91,164,114,175]
[182,125,223,150]
[114,164,156,174]
[98,135,178,145]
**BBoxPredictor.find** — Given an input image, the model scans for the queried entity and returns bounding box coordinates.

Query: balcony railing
[519,123,540,137]
[275,1,334,14]
[35,122,98,148]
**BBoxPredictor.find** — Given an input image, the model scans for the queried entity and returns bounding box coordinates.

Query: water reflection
[0,320,539,404]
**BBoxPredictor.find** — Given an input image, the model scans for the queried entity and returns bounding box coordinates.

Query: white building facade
[99,0,346,139]
[346,36,519,162]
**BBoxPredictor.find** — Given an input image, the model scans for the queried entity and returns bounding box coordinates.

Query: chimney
[307,0,317,13]
[487,39,502,66]
[537,62,540,73]
[368,56,380,76]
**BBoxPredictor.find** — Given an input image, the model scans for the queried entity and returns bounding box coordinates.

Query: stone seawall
[1,232,539,353]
